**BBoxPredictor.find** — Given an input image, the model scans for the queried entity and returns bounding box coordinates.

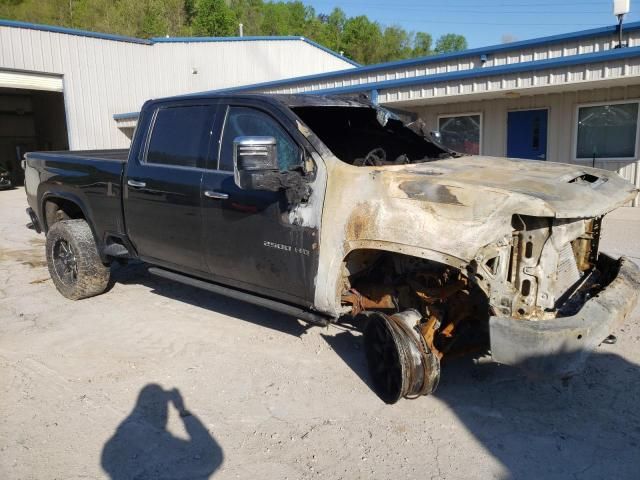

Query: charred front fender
[489,255,640,376]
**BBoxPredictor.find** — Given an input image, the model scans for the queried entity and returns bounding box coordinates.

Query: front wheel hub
[362,309,440,404]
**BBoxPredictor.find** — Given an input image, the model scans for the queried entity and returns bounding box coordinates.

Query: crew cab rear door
[124,100,217,274]
[201,101,318,306]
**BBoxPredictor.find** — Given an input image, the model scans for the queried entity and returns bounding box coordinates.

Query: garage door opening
[0,88,68,186]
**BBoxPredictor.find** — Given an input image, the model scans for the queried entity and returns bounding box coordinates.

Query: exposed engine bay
[339,214,610,403]
[292,105,452,166]
[471,215,603,319]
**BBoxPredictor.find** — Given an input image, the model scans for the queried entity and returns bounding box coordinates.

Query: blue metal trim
[113,112,140,120]
[152,35,301,42]
[151,35,359,66]
[299,38,360,67]
[0,19,152,44]
[206,21,640,94]
[303,47,640,96]
[112,47,640,119]
[0,20,359,65]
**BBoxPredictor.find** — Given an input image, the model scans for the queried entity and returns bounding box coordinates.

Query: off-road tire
[46,219,110,300]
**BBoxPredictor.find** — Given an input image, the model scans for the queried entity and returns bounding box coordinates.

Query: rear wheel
[46,219,110,300]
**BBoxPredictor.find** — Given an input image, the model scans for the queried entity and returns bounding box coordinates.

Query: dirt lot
[1,186,640,480]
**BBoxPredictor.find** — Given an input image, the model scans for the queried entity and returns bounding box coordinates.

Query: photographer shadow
[101,384,222,480]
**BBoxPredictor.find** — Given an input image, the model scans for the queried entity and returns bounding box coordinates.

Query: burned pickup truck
[24,93,640,403]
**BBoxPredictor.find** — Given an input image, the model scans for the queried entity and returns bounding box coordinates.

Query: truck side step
[148,267,331,327]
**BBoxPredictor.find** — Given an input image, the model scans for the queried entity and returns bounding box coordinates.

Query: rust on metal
[341,285,397,316]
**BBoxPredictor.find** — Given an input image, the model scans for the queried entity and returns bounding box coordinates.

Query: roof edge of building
[0,19,359,66]
[0,18,152,44]
[306,46,640,96]
[204,21,640,94]
[151,35,360,67]
[113,112,140,120]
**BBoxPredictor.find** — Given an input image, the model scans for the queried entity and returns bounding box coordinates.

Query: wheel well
[44,197,85,229]
[341,249,491,359]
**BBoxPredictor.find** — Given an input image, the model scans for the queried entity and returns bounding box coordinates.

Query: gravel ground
[1,186,639,480]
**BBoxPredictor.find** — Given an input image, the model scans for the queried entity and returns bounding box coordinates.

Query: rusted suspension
[409,278,467,304]
[341,286,397,316]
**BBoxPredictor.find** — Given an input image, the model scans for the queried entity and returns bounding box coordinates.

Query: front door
[507,109,548,160]
[124,102,216,274]
[201,104,318,306]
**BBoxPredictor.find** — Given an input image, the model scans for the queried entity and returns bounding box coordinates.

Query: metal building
[222,22,640,206]
[0,19,356,181]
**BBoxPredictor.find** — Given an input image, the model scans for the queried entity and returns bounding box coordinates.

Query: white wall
[0,26,354,149]
[409,85,640,206]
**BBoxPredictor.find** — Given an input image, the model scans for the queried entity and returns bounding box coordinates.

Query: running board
[148,267,331,327]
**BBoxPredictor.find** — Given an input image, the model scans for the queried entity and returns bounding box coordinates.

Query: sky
[305,0,640,48]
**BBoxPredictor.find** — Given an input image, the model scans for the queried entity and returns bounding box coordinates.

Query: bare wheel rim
[53,239,78,286]
[364,314,405,403]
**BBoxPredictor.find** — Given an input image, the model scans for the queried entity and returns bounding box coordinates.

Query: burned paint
[399,182,465,206]
[311,152,638,320]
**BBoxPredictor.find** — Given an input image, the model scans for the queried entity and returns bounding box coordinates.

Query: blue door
[507,109,548,160]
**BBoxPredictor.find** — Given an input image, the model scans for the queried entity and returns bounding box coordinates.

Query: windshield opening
[292,106,450,166]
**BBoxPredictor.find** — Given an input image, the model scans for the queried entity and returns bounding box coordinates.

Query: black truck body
[24,93,640,403]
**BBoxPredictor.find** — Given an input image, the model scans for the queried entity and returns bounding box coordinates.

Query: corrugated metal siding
[374,56,640,104]
[0,26,354,149]
[410,86,640,206]
[256,30,640,95]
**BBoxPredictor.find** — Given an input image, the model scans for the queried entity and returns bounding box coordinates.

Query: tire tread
[45,219,110,300]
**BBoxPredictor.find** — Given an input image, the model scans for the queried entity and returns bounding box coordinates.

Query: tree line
[0,0,468,64]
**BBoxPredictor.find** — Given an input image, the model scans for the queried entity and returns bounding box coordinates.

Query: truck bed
[27,149,129,162]
[24,148,129,241]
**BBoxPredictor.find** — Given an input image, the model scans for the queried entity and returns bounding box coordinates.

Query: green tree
[381,25,412,62]
[0,0,467,63]
[229,0,264,36]
[434,33,467,54]
[193,0,237,36]
[260,2,289,35]
[412,31,432,57]
[342,15,383,64]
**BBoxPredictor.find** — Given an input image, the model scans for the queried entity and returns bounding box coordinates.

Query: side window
[219,106,300,171]
[146,105,213,168]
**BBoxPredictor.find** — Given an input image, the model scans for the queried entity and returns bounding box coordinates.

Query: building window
[438,113,482,155]
[576,102,639,160]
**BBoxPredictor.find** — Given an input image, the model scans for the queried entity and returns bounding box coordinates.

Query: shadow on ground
[108,263,640,479]
[110,262,310,337]
[326,326,640,480]
[101,384,222,480]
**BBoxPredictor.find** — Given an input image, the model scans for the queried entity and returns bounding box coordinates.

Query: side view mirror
[233,136,279,191]
[430,130,442,143]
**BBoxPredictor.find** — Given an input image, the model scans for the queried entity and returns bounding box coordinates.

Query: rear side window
[219,106,300,171]
[146,106,213,168]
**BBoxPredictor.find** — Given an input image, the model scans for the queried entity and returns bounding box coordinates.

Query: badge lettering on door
[263,241,310,256]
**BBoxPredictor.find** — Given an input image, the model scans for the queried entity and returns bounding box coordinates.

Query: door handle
[127,179,146,188]
[204,190,229,200]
